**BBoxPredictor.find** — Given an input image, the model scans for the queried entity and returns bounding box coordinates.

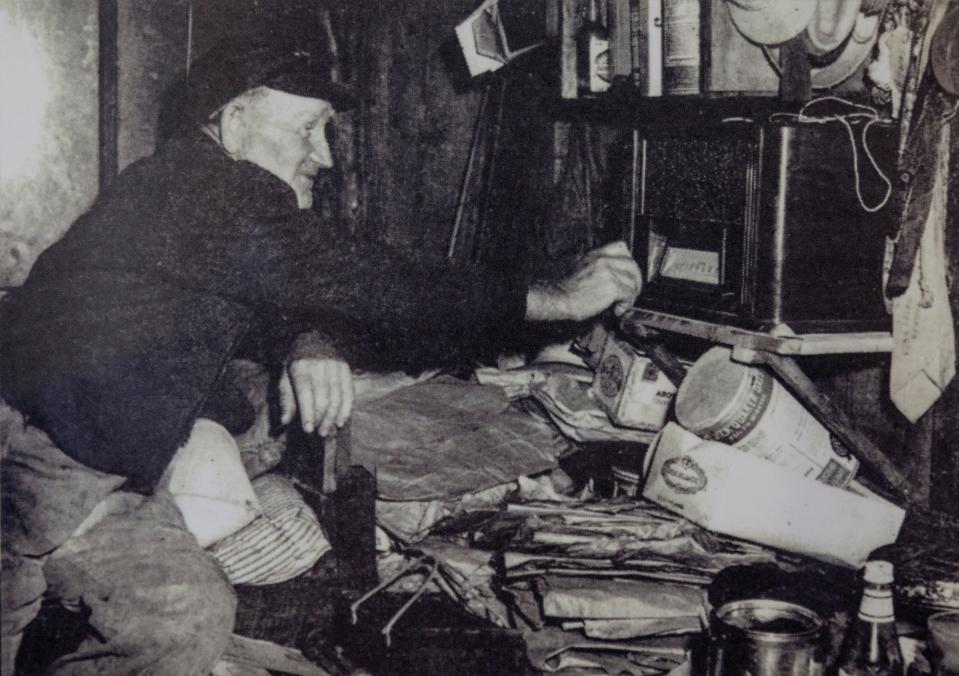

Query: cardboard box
[642,424,905,568]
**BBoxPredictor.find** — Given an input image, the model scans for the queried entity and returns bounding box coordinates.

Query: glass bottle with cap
[837,560,904,676]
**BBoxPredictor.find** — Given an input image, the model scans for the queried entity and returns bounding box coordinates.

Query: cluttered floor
[15,338,959,675]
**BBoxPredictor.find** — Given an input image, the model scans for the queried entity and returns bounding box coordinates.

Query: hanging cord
[768,96,893,213]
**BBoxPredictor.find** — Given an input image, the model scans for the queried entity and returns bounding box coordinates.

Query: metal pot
[708,599,826,676]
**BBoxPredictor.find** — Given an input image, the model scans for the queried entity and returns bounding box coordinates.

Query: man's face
[236,88,336,209]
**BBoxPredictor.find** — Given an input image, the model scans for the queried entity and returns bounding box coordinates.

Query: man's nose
[310,130,334,168]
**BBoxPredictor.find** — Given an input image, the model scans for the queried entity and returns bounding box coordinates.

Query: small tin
[591,336,677,432]
[709,599,826,676]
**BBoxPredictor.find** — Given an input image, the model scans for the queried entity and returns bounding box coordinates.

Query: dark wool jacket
[0,132,527,489]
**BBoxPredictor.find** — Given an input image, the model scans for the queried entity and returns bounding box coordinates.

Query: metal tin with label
[591,336,677,431]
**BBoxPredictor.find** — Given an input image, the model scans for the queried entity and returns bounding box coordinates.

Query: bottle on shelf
[837,560,904,676]
[576,0,610,96]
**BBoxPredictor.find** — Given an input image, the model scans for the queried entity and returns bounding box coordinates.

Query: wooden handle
[321,420,352,495]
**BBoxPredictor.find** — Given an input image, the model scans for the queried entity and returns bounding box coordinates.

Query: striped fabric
[211,474,330,586]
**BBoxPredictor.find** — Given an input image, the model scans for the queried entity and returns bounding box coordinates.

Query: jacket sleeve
[158,201,529,364]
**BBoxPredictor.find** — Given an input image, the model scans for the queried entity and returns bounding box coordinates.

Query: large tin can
[709,599,826,676]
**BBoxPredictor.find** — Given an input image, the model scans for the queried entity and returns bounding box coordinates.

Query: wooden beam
[744,349,915,505]
[98,0,119,190]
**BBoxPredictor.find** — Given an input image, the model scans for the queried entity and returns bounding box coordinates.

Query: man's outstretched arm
[525,241,642,322]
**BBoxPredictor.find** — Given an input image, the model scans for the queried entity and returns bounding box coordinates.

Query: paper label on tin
[736,379,858,487]
[592,338,676,431]
[698,373,858,488]
[588,38,610,93]
[698,371,774,445]
[597,354,626,398]
[661,455,708,494]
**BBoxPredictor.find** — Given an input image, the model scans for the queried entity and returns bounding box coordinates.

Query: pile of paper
[409,493,787,674]
[494,499,781,584]
[478,363,657,444]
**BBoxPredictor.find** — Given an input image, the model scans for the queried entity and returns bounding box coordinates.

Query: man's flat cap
[184,36,357,122]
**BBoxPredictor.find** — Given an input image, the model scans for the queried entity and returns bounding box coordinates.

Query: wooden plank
[224,634,331,676]
[620,309,796,353]
[560,0,580,98]
[620,309,893,355]
[747,351,914,504]
[334,420,352,485]
[321,434,337,494]
[782,333,894,355]
[778,34,811,103]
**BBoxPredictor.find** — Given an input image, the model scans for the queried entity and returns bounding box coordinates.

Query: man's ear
[218,100,247,160]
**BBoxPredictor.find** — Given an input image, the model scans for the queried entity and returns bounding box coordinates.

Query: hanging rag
[885,0,951,297]
[885,0,957,422]
[889,121,956,422]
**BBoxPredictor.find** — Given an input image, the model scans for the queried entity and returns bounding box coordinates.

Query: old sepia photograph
[1,0,957,674]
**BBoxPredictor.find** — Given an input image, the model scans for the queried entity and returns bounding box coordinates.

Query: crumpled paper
[536,576,706,621]
[524,626,690,674]
[351,377,568,501]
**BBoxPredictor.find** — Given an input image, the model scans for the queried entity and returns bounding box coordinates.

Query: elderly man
[0,37,641,674]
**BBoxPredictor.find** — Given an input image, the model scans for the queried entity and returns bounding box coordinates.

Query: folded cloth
[159,418,262,548]
[211,474,330,586]
[889,123,956,422]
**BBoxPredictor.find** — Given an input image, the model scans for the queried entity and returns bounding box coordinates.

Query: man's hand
[525,241,642,322]
[279,332,354,437]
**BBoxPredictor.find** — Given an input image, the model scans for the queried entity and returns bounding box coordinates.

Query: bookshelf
[548,91,794,126]
[558,0,789,104]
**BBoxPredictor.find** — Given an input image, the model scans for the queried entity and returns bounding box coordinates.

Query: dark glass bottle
[576,0,610,96]
[838,560,904,676]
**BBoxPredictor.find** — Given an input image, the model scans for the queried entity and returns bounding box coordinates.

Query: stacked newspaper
[415,494,786,673]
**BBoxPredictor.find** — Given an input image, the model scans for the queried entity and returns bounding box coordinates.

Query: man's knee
[43,492,239,674]
[1,553,45,676]
[171,558,238,653]
[44,550,237,675]
[141,563,237,673]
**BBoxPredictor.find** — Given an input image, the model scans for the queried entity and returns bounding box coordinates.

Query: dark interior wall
[0,0,99,289]
[331,0,488,261]
[117,0,190,169]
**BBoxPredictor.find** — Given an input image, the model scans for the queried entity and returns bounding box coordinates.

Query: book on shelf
[559,0,780,100]
[560,0,662,98]
[628,0,663,96]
